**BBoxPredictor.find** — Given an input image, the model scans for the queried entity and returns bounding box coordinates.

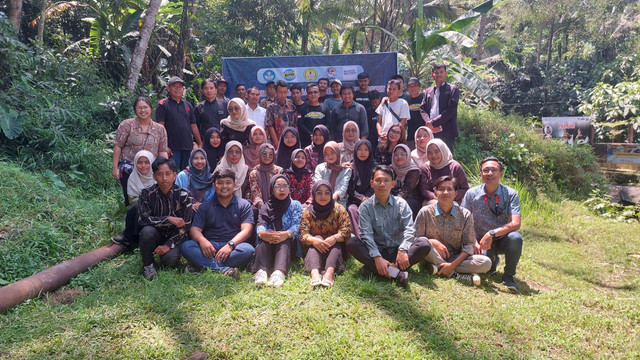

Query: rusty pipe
[0,243,124,314]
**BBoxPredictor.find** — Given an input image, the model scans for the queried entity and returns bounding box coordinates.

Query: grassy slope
[0,163,639,359]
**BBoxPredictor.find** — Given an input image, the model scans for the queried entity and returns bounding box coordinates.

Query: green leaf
[0,106,24,139]
[44,170,67,190]
[438,31,476,48]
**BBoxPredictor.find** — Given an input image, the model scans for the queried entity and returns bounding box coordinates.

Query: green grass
[1,162,639,359]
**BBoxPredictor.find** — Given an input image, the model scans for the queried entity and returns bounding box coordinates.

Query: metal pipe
[0,243,123,314]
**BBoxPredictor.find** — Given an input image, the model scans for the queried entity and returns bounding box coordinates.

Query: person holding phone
[347,165,431,287]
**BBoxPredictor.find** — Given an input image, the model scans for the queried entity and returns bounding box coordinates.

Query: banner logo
[326,67,337,79]
[263,70,276,82]
[283,69,296,81]
[304,68,318,81]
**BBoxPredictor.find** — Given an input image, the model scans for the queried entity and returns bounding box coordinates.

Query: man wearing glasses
[461,157,523,292]
[347,165,432,287]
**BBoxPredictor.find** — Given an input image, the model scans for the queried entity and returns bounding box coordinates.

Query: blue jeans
[181,240,255,272]
[486,231,523,277]
[171,150,191,171]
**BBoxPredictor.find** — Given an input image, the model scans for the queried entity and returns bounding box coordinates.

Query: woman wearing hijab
[375,123,405,166]
[252,175,303,287]
[176,148,215,212]
[214,141,250,198]
[249,143,283,209]
[202,127,224,169]
[411,126,434,167]
[112,150,156,247]
[284,149,314,207]
[390,144,422,216]
[313,141,352,208]
[220,97,256,147]
[299,181,351,287]
[304,125,330,171]
[338,121,359,164]
[275,127,302,169]
[419,138,470,204]
[244,126,267,169]
[346,139,375,238]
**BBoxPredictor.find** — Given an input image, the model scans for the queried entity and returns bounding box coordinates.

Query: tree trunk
[172,0,190,77]
[472,13,487,64]
[301,10,311,55]
[36,0,47,43]
[536,26,543,65]
[545,21,555,72]
[125,0,163,92]
[8,0,23,30]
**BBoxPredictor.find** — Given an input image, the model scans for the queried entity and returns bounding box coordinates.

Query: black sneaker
[489,255,500,275]
[503,274,518,292]
[223,267,240,280]
[111,234,130,246]
[143,264,157,280]
[360,266,374,278]
[396,271,409,287]
[452,272,481,286]
[184,264,202,274]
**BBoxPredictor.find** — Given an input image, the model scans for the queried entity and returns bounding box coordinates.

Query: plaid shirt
[138,183,193,248]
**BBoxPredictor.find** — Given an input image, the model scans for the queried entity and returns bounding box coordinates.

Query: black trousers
[251,238,292,274]
[346,236,431,275]
[138,226,181,267]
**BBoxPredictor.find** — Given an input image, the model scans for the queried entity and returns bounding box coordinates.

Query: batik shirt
[138,183,193,248]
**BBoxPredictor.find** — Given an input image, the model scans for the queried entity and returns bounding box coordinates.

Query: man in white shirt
[376,79,410,142]
[246,87,266,129]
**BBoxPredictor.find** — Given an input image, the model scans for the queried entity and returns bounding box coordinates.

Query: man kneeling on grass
[138,157,193,280]
[347,165,432,286]
[461,156,523,292]
[414,176,491,286]
[181,169,255,279]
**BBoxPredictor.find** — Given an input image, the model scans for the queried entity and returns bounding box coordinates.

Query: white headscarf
[411,126,434,167]
[127,150,156,198]
[214,140,249,197]
[340,121,359,163]
[220,97,255,132]
[426,138,453,170]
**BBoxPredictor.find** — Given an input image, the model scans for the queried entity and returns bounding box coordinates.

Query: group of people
[110,63,524,292]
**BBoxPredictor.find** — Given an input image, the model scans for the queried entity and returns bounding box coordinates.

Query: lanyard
[484,193,501,217]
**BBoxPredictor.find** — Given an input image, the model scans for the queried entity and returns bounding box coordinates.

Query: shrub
[456,105,604,199]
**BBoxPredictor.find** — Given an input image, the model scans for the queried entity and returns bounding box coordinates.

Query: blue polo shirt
[193,194,254,243]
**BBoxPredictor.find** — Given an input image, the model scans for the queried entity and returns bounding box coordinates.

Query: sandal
[320,277,334,287]
[310,278,321,287]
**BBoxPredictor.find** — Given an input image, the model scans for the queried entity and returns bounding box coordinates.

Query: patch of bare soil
[44,288,85,305]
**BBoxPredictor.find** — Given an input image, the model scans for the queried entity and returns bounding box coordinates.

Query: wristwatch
[227,240,236,249]
[489,230,496,238]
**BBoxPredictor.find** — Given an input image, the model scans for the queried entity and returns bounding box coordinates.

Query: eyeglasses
[393,152,408,158]
[373,179,392,185]
[389,129,401,135]
[345,128,358,133]
[308,91,319,94]
[481,167,501,174]
[227,150,242,155]
[228,106,241,112]
[261,152,274,158]
[273,185,290,190]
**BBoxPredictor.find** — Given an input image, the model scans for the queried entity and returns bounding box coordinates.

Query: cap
[329,79,342,86]
[216,78,228,85]
[167,76,185,86]
[407,77,421,86]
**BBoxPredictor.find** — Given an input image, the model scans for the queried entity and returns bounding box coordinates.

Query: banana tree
[370,0,502,104]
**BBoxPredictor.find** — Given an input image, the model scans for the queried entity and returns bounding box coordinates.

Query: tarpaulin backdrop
[222,52,398,98]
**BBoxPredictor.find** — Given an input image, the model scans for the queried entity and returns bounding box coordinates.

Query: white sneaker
[267,270,285,287]
[254,269,268,286]
[426,263,438,276]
